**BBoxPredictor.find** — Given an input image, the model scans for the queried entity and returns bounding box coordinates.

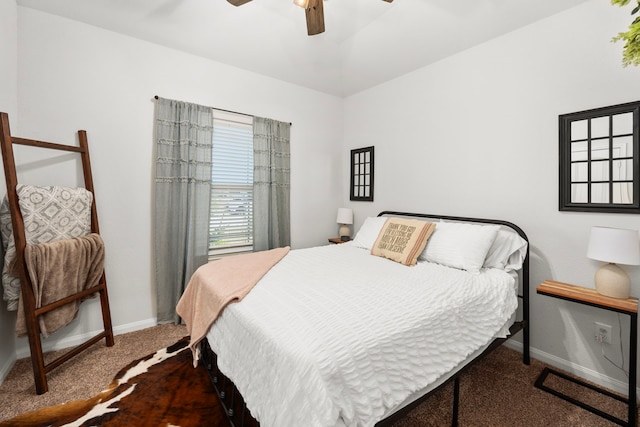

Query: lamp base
[595,263,630,299]
[339,224,351,241]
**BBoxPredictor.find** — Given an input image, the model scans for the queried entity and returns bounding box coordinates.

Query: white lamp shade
[336,208,353,225]
[587,226,640,265]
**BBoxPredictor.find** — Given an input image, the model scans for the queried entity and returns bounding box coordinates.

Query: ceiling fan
[227,0,394,36]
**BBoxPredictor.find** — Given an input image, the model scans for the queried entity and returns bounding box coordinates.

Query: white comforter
[206,243,518,427]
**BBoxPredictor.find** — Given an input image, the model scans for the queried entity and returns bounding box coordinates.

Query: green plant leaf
[611,0,631,6]
[611,0,640,67]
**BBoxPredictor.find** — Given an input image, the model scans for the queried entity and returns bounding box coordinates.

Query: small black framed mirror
[559,100,640,213]
[350,146,374,202]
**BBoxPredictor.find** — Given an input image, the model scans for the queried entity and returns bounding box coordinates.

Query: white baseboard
[0,352,17,386]
[504,340,636,397]
[13,317,158,360]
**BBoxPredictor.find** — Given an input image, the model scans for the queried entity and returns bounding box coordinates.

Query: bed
[187,211,530,427]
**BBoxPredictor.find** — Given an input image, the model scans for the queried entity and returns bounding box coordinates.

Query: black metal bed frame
[201,211,530,427]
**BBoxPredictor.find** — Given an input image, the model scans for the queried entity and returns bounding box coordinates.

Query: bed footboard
[201,339,260,427]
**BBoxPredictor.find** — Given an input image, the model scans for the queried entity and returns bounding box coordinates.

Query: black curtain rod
[153,95,292,126]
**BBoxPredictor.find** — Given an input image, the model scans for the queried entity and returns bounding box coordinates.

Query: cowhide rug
[0,337,225,427]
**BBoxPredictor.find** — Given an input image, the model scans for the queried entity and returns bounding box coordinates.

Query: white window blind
[210,110,253,257]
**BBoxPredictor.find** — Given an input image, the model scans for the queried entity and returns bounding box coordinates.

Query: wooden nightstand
[328,237,348,244]
[536,280,638,427]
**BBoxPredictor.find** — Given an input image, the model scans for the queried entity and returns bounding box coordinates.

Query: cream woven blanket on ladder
[0,185,93,311]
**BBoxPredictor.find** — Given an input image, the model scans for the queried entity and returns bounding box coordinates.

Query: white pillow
[419,221,500,273]
[351,216,388,250]
[483,228,528,272]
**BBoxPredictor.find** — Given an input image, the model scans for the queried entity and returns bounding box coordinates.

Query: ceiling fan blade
[305,0,325,36]
[227,0,252,6]
[382,0,393,2]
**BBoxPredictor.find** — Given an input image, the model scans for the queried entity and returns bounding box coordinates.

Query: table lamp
[336,208,353,241]
[587,226,640,299]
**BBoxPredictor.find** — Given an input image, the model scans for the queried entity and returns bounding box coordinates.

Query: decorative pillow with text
[371,218,436,266]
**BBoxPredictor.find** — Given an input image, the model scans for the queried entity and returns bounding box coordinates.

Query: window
[559,101,640,213]
[209,110,254,257]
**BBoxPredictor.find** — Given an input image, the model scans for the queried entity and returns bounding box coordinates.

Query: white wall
[0,7,343,367]
[0,0,18,382]
[344,0,640,394]
[4,0,640,399]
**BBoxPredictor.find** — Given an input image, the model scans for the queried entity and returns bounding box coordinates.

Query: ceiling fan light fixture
[232,0,393,36]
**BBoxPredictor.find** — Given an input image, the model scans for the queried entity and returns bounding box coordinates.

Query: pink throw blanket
[176,246,290,364]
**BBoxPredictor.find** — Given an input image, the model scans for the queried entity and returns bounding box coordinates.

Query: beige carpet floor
[391,346,630,427]
[0,325,633,426]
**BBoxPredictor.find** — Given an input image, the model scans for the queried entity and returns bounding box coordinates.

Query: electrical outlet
[594,322,612,344]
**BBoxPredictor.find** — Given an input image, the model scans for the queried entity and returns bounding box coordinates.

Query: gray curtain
[154,97,213,323]
[253,117,291,251]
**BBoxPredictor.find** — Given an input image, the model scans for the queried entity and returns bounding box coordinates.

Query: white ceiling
[17,0,589,97]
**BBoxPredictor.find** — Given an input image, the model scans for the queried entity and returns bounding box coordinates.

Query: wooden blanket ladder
[0,112,114,394]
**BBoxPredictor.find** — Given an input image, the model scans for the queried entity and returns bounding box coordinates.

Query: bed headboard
[377,210,530,364]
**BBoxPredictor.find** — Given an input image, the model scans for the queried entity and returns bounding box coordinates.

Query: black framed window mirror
[350,146,374,202]
[559,100,640,213]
